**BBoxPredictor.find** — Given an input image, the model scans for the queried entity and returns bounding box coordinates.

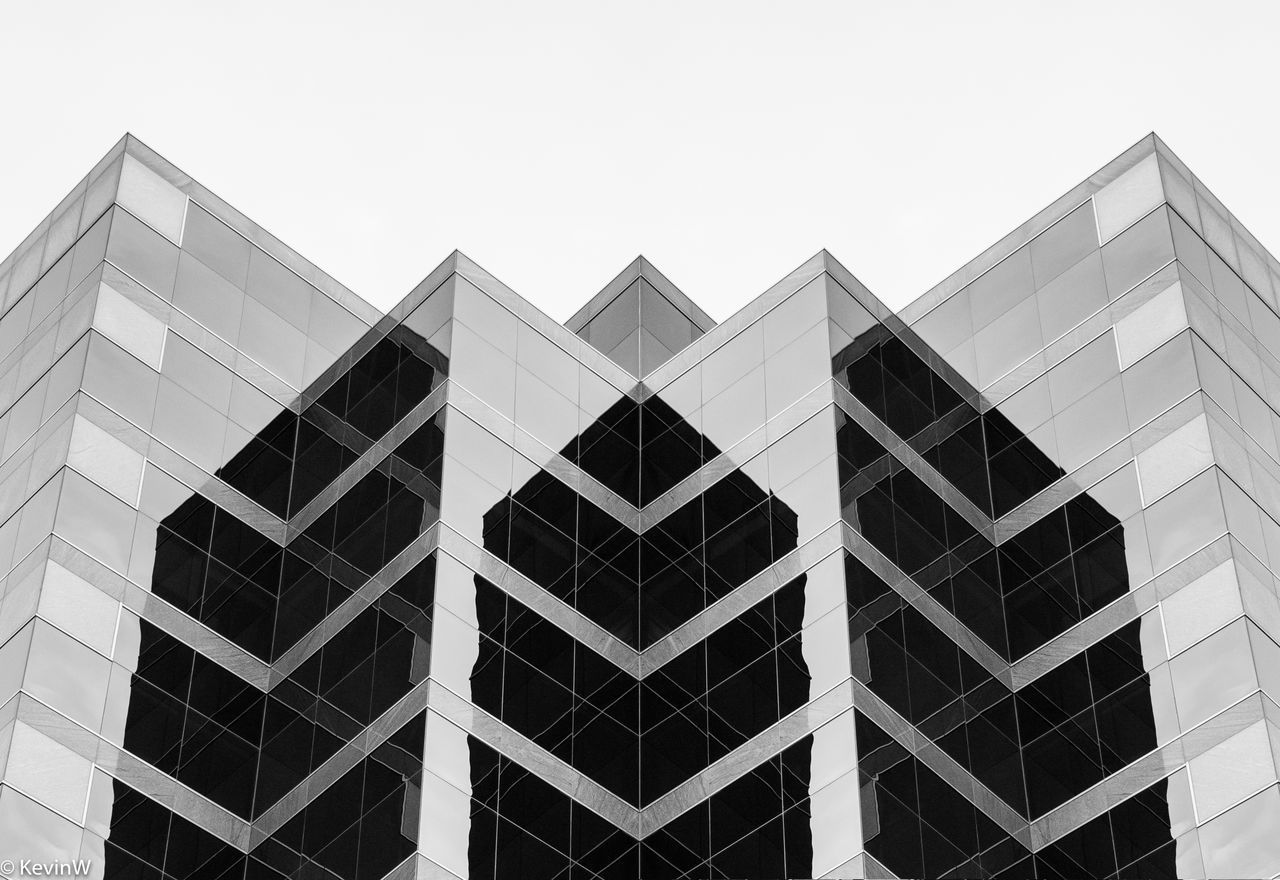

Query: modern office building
[0,132,1276,879]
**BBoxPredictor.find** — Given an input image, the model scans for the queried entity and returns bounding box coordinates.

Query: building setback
[0,133,1277,878]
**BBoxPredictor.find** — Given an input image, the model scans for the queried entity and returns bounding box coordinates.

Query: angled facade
[0,133,1277,878]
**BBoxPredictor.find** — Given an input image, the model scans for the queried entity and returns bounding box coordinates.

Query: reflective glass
[93,282,165,369]
[0,787,82,861]
[765,323,829,418]
[25,620,111,731]
[1198,785,1280,878]
[1094,152,1162,243]
[1101,207,1174,299]
[1115,282,1187,369]
[239,296,307,387]
[1121,332,1197,428]
[702,366,765,452]
[1170,207,1213,288]
[1143,468,1226,573]
[1037,250,1108,343]
[703,324,764,403]
[1030,200,1097,288]
[105,208,179,300]
[973,295,1042,388]
[307,289,367,355]
[55,469,137,574]
[172,252,244,343]
[181,202,250,289]
[1052,375,1127,471]
[641,279,695,355]
[1169,619,1257,730]
[968,245,1035,330]
[1188,720,1274,821]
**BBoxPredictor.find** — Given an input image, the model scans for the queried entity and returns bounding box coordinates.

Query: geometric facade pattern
[0,132,1278,878]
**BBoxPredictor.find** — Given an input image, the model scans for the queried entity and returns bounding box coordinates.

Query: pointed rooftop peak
[567,256,716,377]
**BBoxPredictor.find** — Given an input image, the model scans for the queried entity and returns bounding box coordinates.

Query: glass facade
[0,132,1276,878]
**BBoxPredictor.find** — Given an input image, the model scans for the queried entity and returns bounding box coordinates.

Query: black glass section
[151,413,442,663]
[117,553,435,821]
[215,322,445,518]
[101,712,423,879]
[850,552,1162,822]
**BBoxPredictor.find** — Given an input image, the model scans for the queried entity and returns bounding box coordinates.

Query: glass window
[973,295,1042,388]
[637,326,674,375]
[161,333,232,411]
[105,208,179,300]
[172,252,245,343]
[138,462,193,521]
[604,326,640,375]
[1208,249,1250,325]
[1052,376,1127,471]
[4,721,93,822]
[583,282,639,354]
[150,378,228,472]
[1030,201,1097,288]
[514,367,579,452]
[1170,208,1212,288]
[765,323,829,419]
[1121,334,1196,431]
[116,154,186,244]
[1169,619,1256,730]
[702,366,766,452]
[767,411,836,491]
[67,209,111,292]
[1247,293,1280,362]
[1198,785,1280,878]
[1143,468,1226,573]
[239,296,307,387]
[1115,282,1188,369]
[443,414,514,493]
[1191,336,1239,421]
[67,414,144,505]
[703,323,764,402]
[826,280,877,343]
[245,247,312,329]
[1048,332,1118,412]
[4,382,45,461]
[1188,720,1273,821]
[1037,250,1108,344]
[641,279,695,355]
[913,287,972,357]
[1094,152,1163,243]
[1085,461,1143,522]
[228,375,281,436]
[25,620,112,731]
[30,251,72,328]
[0,292,35,363]
[55,469,137,575]
[181,202,250,288]
[308,290,367,355]
[15,474,61,565]
[454,277,517,354]
[1162,560,1242,656]
[968,246,1035,331]
[1102,207,1174,299]
[516,323,577,394]
[92,283,165,369]
[0,787,83,861]
[1234,376,1277,459]
[449,322,516,418]
[763,276,826,357]
[1135,414,1212,504]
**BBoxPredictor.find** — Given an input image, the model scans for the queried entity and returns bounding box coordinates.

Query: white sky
[2,0,1277,323]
